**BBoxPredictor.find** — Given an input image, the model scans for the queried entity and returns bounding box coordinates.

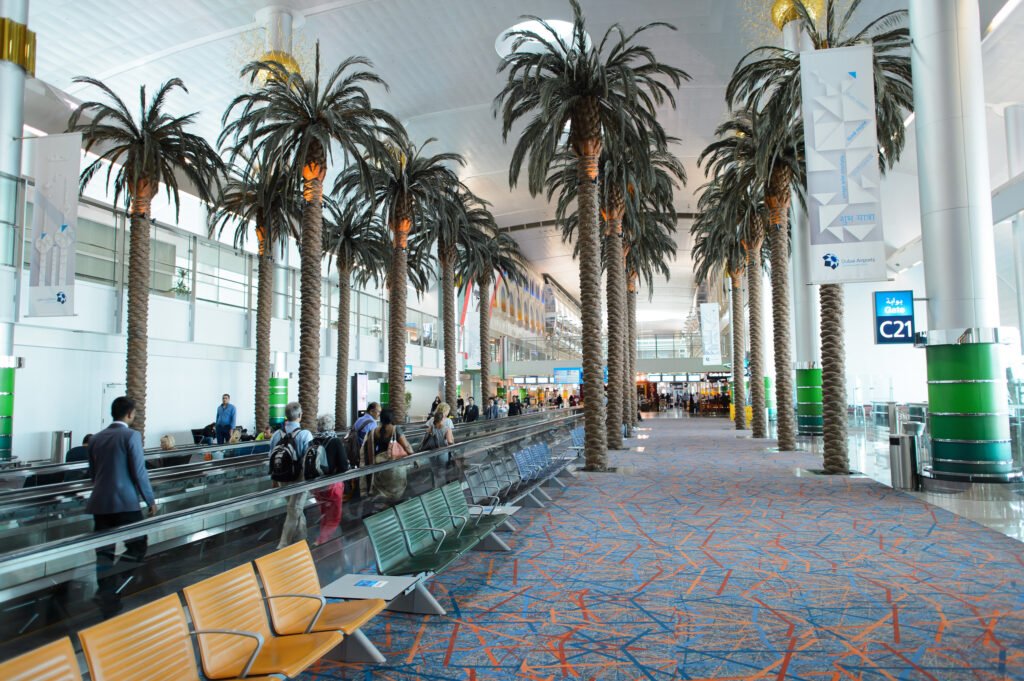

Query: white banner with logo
[800,45,887,284]
[700,302,722,366]
[29,133,81,316]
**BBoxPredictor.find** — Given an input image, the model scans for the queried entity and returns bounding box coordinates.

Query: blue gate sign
[404,364,413,382]
[873,290,915,345]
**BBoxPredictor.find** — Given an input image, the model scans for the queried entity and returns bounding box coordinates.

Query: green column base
[926,343,1020,482]
[796,368,823,436]
[0,365,14,462]
[269,374,288,427]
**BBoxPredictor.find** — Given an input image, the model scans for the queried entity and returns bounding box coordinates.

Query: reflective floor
[815,425,1024,542]
[647,409,1024,542]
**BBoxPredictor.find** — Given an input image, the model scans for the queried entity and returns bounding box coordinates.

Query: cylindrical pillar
[0,357,19,461]
[269,372,288,427]
[910,0,1019,482]
[782,18,823,437]
[1005,104,1024,337]
[1,1,32,461]
[795,367,823,436]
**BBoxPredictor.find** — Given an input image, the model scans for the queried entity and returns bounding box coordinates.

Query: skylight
[494,19,591,60]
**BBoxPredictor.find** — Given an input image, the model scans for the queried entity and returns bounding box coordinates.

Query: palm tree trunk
[254,232,274,433]
[478,273,492,405]
[748,237,766,439]
[627,280,638,429]
[388,208,411,423]
[820,283,849,473]
[730,270,747,430]
[125,182,156,438]
[767,173,795,451]
[441,242,458,409]
[575,137,608,470]
[298,152,326,431]
[604,226,626,450]
[334,258,352,430]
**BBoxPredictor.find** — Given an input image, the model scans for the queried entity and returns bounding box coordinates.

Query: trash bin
[51,430,72,463]
[890,422,923,491]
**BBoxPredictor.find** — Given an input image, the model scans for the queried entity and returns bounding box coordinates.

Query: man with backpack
[269,401,312,549]
[343,402,380,499]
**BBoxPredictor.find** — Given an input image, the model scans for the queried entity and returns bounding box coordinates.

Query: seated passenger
[255,425,274,441]
[66,433,93,463]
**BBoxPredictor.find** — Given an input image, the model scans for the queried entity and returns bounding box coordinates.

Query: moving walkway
[0,412,582,663]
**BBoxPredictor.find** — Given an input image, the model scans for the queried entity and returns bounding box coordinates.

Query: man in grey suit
[87,396,157,616]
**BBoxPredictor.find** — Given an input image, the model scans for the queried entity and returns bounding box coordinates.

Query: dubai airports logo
[823,253,839,270]
[56,291,67,304]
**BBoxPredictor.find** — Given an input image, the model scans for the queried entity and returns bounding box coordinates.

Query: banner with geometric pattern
[800,45,887,284]
[29,133,80,316]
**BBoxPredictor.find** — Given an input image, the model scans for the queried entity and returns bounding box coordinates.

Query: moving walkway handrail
[0,412,582,573]
[0,411,564,498]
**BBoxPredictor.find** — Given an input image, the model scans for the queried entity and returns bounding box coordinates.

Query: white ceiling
[21,0,1016,334]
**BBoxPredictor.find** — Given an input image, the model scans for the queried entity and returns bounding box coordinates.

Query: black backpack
[342,426,362,470]
[268,430,302,482]
[303,435,348,481]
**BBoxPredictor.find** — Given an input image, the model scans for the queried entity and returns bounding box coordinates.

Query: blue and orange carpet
[302,416,1024,680]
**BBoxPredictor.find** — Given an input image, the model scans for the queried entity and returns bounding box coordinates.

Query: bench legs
[518,491,546,508]
[328,628,386,665]
[534,486,554,502]
[471,532,511,552]
[387,581,446,616]
[557,466,578,480]
[498,518,518,533]
[543,476,567,490]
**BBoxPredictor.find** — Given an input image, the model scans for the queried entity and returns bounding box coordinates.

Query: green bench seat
[363,507,462,576]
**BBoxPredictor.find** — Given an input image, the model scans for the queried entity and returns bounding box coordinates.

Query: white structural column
[910,0,999,331]
[1005,104,1024,337]
[909,0,1017,482]
[0,0,29,461]
[0,0,29,358]
[782,19,823,438]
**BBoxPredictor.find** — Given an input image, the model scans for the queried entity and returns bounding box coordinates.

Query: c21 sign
[873,290,915,345]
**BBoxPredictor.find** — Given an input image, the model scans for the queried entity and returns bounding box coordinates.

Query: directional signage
[553,367,583,384]
[404,364,413,382]
[873,290,915,344]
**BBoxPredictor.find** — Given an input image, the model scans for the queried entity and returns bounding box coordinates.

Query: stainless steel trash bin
[51,430,72,463]
[889,432,906,488]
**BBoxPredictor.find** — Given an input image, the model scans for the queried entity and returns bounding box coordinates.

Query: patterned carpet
[301,416,1024,680]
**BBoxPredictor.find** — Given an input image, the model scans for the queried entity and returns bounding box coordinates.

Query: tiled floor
[300,414,1024,680]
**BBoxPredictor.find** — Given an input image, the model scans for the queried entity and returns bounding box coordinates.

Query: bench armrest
[191,629,265,678]
[401,525,448,552]
[467,499,501,522]
[265,593,327,633]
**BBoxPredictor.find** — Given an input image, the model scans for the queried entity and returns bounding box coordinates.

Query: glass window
[195,240,247,308]
[273,264,292,320]
[150,227,192,299]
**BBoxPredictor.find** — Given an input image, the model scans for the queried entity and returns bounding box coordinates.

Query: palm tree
[698,111,769,438]
[495,0,688,470]
[692,181,748,430]
[336,138,463,422]
[413,184,488,409]
[323,196,389,429]
[456,227,528,406]
[728,0,912,470]
[209,157,298,433]
[220,44,394,430]
[547,139,685,447]
[625,204,677,428]
[69,77,223,437]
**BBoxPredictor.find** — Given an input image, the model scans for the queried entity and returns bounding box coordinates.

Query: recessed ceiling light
[495,19,591,60]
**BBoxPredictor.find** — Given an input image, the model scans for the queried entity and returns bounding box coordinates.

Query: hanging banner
[29,133,81,316]
[800,45,887,284]
[700,302,722,366]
